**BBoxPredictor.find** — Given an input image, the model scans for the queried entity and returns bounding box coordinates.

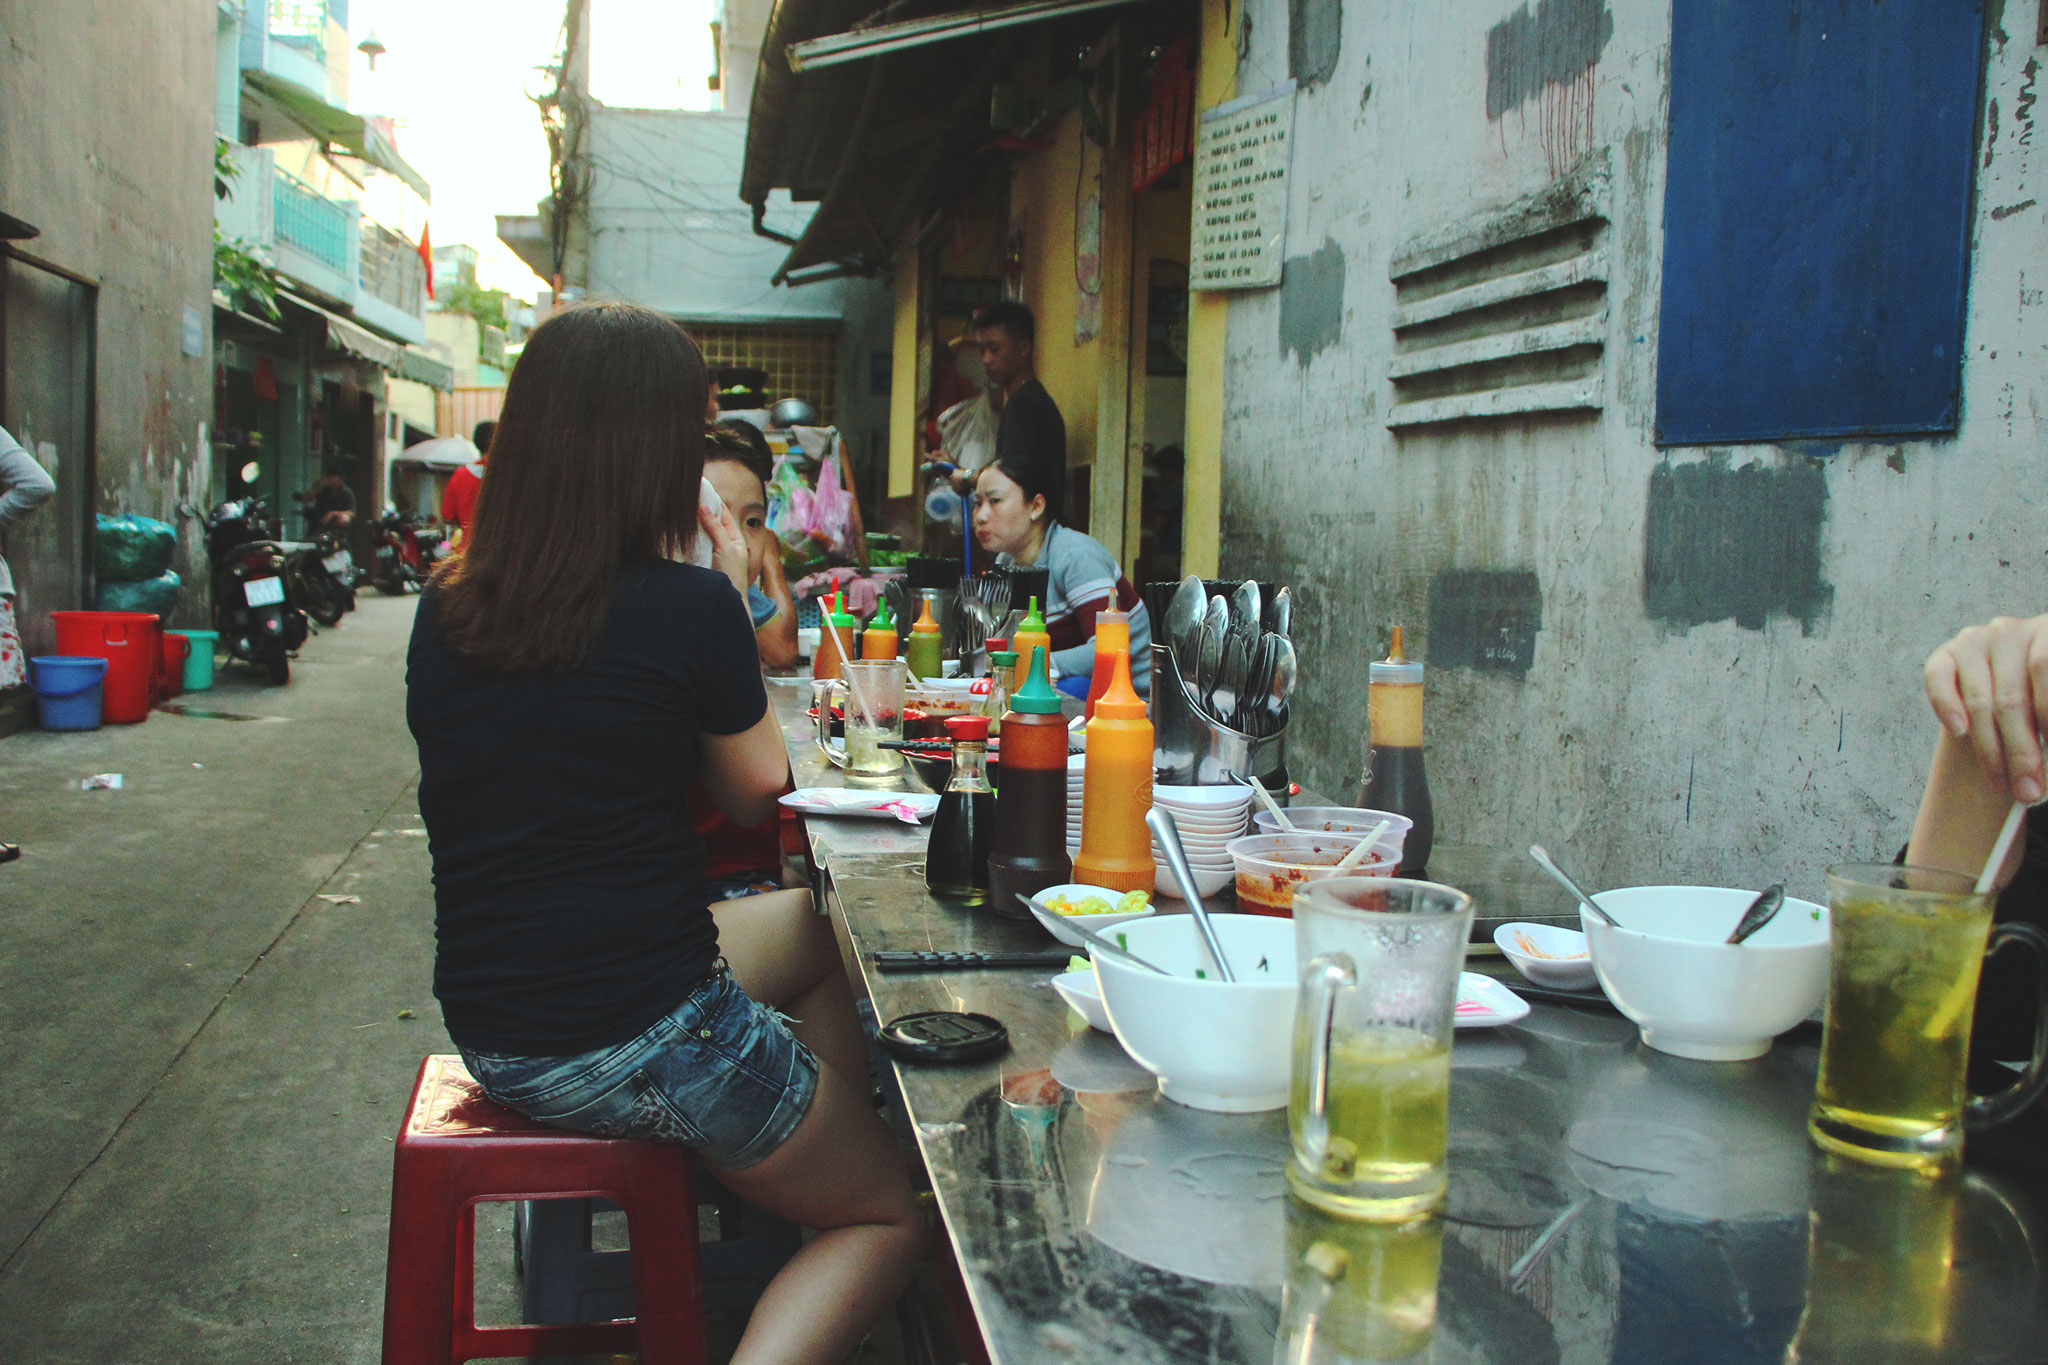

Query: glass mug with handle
[1809,862,2048,1170]
[811,661,907,777]
[1289,877,1476,1220]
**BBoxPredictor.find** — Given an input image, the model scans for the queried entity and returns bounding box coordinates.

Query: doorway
[1127,174,1190,590]
[0,255,97,657]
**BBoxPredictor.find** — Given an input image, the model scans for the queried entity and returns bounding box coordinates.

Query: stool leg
[616,1159,708,1365]
[381,1153,460,1365]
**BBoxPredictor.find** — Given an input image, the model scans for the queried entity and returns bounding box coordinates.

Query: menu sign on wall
[1190,85,1295,291]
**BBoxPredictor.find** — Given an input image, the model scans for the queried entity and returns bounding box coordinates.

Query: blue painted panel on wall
[1656,0,1985,444]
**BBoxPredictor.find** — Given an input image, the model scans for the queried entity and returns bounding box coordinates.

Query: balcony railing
[273,167,352,277]
[360,223,426,318]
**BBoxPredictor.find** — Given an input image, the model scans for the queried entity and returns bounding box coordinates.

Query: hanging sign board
[1190,83,1296,291]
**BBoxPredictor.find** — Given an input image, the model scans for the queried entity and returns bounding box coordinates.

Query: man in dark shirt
[973,300,1065,499]
[303,465,356,537]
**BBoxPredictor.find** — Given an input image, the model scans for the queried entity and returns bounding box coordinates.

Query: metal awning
[244,69,433,202]
[741,2,1020,282]
[280,290,456,391]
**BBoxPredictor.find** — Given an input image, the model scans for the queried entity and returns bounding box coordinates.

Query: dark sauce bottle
[989,647,1072,918]
[927,713,995,904]
[1358,626,1434,875]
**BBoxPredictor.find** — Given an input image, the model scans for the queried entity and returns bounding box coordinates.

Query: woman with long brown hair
[407,303,922,1364]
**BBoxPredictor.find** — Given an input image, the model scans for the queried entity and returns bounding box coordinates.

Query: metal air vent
[1386,154,1609,429]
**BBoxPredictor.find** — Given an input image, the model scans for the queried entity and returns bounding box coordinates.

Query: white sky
[343,0,719,296]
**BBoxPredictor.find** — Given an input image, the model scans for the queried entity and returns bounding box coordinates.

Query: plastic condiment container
[860,600,899,660]
[1072,645,1155,895]
[1012,596,1051,695]
[906,590,944,681]
[1086,609,1130,720]
[989,647,1071,917]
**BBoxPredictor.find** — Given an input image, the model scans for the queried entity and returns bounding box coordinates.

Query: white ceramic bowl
[1094,914,1298,1111]
[1492,921,1598,990]
[1052,968,1113,1031]
[1153,784,1255,811]
[1584,885,1831,1061]
[1028,883,1158,948]
[1154,861,1237,899]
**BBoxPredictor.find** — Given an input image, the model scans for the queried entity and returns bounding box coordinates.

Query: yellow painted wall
[1181,0,1237,578]
[888,234,920,499]
[1008,106,1102,504]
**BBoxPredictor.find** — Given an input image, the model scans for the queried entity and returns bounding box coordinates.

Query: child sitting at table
[408,302,924,1363]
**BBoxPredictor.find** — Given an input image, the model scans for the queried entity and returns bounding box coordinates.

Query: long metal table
[771,680,2048,1363]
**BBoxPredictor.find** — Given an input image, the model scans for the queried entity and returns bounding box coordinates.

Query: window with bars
[689,324,840,422]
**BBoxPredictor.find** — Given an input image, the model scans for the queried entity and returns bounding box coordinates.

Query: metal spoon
[1263,636,1297,730]
[1146,807,1237,982]
[1726,883,1786,944]
[1268,585,1292,639]
[1019,894,1171,974]
[1230,579,1262,646]
[1195,623,1225,708]
[1210,634,1243,725]
[1165,576,1206,667]
[1527,844,1625,929]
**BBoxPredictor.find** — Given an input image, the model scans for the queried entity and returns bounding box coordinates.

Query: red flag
[418,221,434,301]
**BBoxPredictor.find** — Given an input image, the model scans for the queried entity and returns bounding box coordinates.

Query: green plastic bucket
[178,629,219,690]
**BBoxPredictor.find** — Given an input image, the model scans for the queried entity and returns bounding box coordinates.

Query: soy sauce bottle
[1359,626,1434,874]
[988,647,1071,918]
[927,714,995,905]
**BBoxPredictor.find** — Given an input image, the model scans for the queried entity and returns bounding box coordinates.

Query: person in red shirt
[438,420,495,548]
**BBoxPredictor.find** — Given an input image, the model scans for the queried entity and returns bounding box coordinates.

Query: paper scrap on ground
[80,773,124,790]
[317,894,361,904]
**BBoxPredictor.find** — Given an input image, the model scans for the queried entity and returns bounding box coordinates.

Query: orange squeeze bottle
[860,600,898,660]
[1072,645,1156,895]
[1086,609,1131,720]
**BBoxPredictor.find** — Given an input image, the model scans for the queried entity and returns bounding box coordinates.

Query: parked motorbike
[282,527,359,626]
[370,507,446,595]
[204,496,308,683]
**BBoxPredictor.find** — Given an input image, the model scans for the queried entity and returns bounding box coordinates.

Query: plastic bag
[95,569,181,618]
[94,514,176,582]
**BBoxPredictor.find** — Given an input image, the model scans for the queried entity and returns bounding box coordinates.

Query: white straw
[822,609,876,722]
[1333,818,1393,872]
[1975,800,2028,895]
[1244,774,1295,831]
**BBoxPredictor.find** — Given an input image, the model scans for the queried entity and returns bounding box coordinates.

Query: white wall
[1216,0,2047,898]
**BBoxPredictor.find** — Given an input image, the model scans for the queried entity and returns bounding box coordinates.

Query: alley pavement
[0,596,448,1362]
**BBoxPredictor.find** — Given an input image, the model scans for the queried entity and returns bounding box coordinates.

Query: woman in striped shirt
[973,455,1152,693]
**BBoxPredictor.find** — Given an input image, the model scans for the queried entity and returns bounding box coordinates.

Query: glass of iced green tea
[1288,877,1474,1220]
[1810,863,2048,1169]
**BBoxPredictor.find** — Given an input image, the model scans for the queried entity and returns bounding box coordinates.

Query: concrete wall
[1215,0,2048,898]
[0,0,218,617]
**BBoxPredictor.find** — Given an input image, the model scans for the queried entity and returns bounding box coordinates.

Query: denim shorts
[459,962,819,1170]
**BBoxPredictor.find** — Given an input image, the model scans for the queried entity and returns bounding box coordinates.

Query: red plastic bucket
[160,631,191,699]
[50,611,160,723]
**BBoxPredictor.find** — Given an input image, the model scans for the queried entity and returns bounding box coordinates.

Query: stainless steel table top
[770,682,2048,1363]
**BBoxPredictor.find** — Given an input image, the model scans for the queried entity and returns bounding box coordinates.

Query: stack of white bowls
[1064,771,1250,899]
[1148,785,1250,898]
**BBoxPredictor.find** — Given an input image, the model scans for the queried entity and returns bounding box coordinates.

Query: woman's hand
[1924,614,2048,804]
[698,494,752,597]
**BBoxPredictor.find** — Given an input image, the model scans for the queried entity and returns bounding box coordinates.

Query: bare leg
[709,891,927,1365]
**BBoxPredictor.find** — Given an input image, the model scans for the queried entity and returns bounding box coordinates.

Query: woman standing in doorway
[406,303,922,1365]
[1,424,55,863]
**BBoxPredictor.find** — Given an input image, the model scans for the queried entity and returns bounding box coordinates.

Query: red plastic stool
[380,1055,709,1364]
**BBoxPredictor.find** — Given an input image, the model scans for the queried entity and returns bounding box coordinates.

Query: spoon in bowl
[1527,845,1626,930]
[1726,883,1786,944]
[1147,807,1237,982]
[1017,894,1170,975]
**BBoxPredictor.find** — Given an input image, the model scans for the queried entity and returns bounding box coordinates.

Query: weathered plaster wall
[1218,0,2047,898]
[0,0,218,608]
[1011,105,1105,484]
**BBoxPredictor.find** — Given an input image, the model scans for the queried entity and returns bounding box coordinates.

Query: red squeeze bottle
[1086,609,1132,720]
[989,647,1072,918]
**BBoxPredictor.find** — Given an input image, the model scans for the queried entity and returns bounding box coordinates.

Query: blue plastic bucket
[29,655,108,731]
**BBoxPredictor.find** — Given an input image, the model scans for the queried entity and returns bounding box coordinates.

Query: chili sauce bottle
[990,647,1072,917]
[860,600,898,660]
[926,714,995,904]
[812,592,858,681]
[1086,609,1132,720]
[1358,626,1434,874]
[1073,645,1155,894]
[906,590,945,681]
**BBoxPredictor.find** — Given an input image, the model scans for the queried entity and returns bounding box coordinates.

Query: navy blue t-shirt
[407,561,768,1056]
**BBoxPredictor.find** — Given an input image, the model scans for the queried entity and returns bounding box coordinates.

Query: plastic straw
[1333,818,1393,872]
[1976,800,2028,894]
[1243,774,1296,831]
